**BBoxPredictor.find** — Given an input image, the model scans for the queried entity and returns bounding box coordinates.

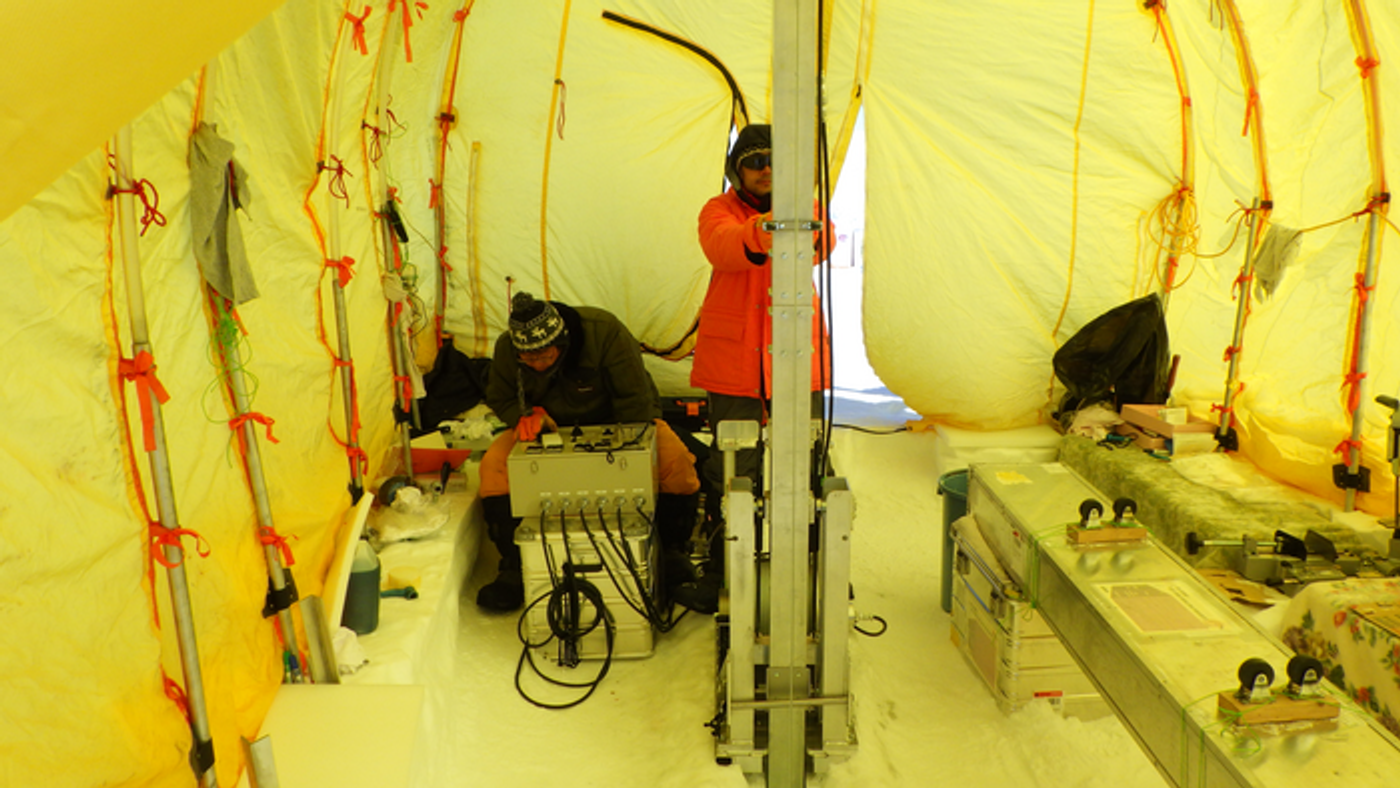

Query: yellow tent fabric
[0,1,1395,786]
[0,0,288,223]
[864,0,1396,507]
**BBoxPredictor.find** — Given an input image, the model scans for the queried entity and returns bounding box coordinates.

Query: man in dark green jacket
[475,292,701,611]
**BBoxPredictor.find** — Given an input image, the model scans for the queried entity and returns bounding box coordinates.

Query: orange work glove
[515,406,548,442]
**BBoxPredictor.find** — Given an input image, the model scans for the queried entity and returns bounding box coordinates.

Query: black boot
[655,493,700,593]
[656,493,699,609]
[655,492,700,553]
[672,524,724,615]
[476,495,524,612]
[672,572,722,615]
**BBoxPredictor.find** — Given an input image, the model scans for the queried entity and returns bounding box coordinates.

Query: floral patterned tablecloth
[1280,577,1400,736]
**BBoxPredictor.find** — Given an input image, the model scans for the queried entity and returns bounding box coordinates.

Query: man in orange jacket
[676,124,831,613]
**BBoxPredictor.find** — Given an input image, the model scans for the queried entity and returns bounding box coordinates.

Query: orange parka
[691,188,831,399]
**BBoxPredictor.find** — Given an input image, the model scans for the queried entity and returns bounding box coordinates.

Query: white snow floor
[447,397,1170,787]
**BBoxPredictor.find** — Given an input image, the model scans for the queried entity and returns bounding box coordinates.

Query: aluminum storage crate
[968,462,1107,587]
[950,515,1107,719]
[516,512,655,661]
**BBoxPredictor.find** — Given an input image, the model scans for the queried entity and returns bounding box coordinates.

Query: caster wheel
[1112,497,1137,522]
[1078,499,1104,524]
[1286,654,1324,694]
[1236,657,1274,701]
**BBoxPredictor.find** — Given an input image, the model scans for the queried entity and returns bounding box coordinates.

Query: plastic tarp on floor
[0,1,1396,786]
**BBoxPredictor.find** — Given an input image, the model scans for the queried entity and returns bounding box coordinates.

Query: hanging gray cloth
[189,122,258,304]
[1252,224,1301,302]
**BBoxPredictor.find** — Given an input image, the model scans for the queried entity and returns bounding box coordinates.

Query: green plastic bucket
[937,469,969,614]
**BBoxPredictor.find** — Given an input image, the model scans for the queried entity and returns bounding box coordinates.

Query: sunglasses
[739,152,771,171]
[517,346,559,363]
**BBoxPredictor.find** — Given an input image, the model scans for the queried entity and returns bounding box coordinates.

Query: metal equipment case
[968,462,1400,787]
[950,515,1106,718]
[967,462,1104,586]
[515,512,655,661]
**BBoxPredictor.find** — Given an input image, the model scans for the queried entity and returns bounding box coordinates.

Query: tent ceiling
[0,0,287,222]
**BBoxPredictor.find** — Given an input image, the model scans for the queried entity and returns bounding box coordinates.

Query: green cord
[202,299,263,464]
[1179,693,1220,785]
[1179,690,1280,785]
[1023,523,1070,609]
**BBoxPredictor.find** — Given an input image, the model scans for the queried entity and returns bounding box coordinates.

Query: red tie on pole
[119,351,171,451]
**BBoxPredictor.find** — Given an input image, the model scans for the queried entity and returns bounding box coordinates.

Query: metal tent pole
[768,0,819,784]
[432,2,476,348]
[1159,196,1188,313]
[324,30,365,504]
[210,298,306,683]
[194,60,304,685]
[1216,199,1263,451]
[113,125,219,788]
[1343,209,1382,512]
[382,219,418,479]
[369,16,419,481]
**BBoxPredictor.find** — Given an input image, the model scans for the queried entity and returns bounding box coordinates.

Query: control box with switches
[506,422,657,518]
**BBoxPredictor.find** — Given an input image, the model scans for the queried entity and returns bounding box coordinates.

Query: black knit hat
[728,126,772,187]
[509,292,567,352]
[725,123,771,211]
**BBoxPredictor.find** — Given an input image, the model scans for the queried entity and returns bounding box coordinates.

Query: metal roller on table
[967,462,1400,788]
[1182,527,1398,593]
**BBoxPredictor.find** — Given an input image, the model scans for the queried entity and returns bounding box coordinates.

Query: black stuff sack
[1052,293,1172,423]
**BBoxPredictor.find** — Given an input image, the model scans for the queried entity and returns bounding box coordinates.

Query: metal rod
[769,0,820,784]
[380,216,417,479]
[114,125,219,788]
[433,4,474,346]
[195,62,301,683]
[1344,209,1382,512]
[214,301,302,682]
[324,31,364,502]
[329,261,362,499]
[466,142,488,352]
[1160,195,1187,314]
[731,695,850,711]
[372,18,419,479]
[725,483,757,751]
[1218,198,1262,442]
[818,480,853,751]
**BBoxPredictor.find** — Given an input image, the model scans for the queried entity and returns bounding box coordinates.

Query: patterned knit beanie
[509,292,567,352]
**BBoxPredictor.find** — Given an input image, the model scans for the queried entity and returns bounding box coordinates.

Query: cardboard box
[1114,422,1166,450]
[1120,404,1216,437]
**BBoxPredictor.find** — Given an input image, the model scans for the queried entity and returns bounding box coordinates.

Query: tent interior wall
[0,1,1395,786]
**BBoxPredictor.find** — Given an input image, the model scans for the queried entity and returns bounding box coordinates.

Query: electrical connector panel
[507,422,657,518]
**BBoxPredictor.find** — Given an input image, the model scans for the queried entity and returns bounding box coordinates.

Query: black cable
[621,506,689,630]
[511,509,617,709]
[600,11,749,360]
[816,0,837,485]
[581,506,684,632]
[600,11,749,130]
[558,530,581,668]
[832,422,909,435]
[513,588,615,710]
[854,615,888,637]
